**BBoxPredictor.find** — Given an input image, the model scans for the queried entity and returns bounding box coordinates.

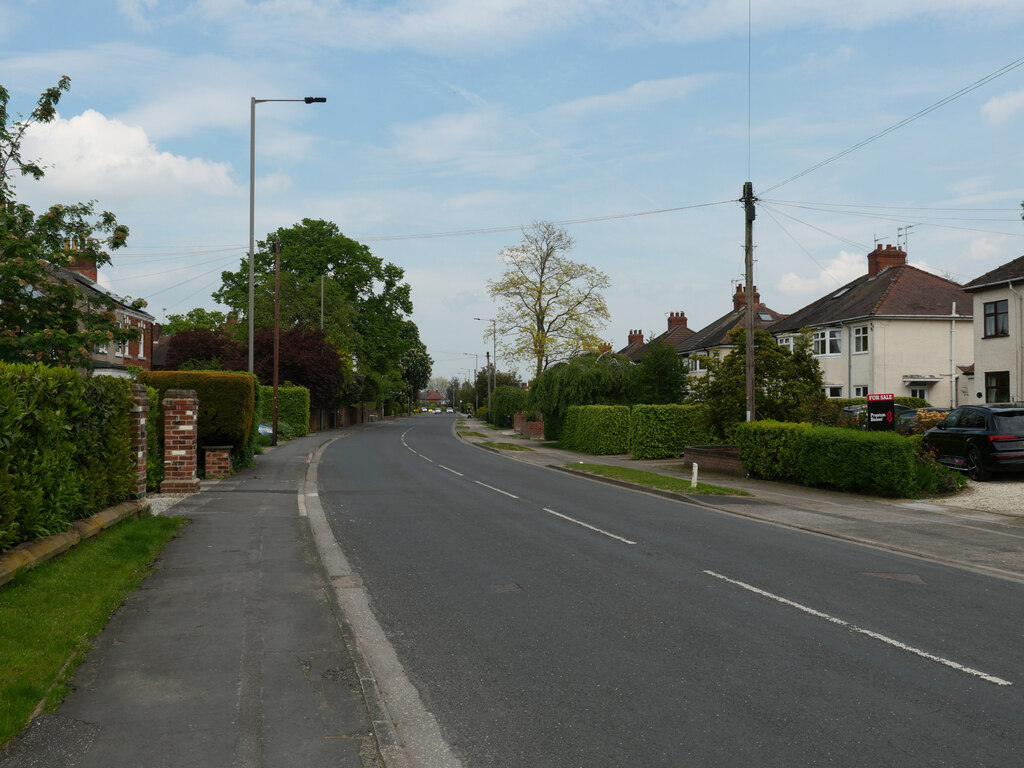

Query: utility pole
[743,181,756,422]
[485,351,492,416]
[272,237,281,445]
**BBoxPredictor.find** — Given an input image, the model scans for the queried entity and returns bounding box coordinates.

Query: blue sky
[4,1,1024,382]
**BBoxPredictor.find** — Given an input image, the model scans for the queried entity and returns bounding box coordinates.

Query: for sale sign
[866,393,895,431]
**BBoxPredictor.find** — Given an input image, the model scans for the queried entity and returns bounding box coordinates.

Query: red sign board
[866,393,895,430]
[867,393,894,402]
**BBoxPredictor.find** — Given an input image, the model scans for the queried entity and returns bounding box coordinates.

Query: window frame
[983,299,1009,338]
[853,325,869,354]
[985,371,1010,403]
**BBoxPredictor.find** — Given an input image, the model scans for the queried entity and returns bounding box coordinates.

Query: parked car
[922,404,1024,481]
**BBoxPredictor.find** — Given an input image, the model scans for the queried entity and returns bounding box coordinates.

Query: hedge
[734,420,920,497]
[562,405,630,455]
[491,386,528,429]
[630,404,717,460]
[139,370,256,467]
[259,384,311,437]
[0,363,135,552]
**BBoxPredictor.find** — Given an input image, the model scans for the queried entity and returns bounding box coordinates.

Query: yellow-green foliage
[630,404,718,460]
[259,385,310,437]
[140,371,255,458]
[911,409,948,434]
[562,405,630,454]
[0,363,135,552]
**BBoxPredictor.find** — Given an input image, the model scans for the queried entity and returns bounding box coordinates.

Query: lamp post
[249,95,326,374]
[474,317,496,417]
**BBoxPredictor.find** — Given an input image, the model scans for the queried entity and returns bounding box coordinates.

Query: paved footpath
[0,431,382,768]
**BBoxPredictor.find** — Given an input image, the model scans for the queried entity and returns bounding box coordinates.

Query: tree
[487,221,611,379]
[252,325,350,410]
[1,77,138,369]
[633,337,688,404]
[687,328,826,439]
[163,307,230,335]
[527,351,633,439]
[473,365,522,410]
[164,327,246,371]
[213,218,413,378]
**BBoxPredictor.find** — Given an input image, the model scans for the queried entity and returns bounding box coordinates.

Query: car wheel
[966,447,990,482]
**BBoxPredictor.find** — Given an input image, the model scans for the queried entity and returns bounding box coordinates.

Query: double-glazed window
[813,328,842,356]
[823,385,843,398]
[983,300,1009,338]
[853,385,868,397]
[853,326,869,353]
[985,371,1010,402]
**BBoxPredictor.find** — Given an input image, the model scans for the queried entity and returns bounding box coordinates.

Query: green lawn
[0,514,186,748]
[479,442,535,452]
[567,463,750,496]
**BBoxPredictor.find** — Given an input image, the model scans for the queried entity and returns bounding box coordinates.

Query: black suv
[922,404,1024,481]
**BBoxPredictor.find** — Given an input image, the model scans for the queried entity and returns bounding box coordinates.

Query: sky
[3,1,1024,384]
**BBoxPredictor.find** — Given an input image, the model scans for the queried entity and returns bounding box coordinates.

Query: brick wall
[513,412,545,439]
[204,446,232,479]
[160,389,200,494]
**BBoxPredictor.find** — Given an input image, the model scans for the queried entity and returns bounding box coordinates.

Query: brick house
[62,255,157,377]
[962,254,1024,403]
[767,244,973,406]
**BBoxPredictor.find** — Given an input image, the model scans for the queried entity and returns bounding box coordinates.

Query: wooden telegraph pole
[743,182,756,422]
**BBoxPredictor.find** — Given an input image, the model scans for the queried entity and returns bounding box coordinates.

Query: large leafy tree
[252,326,350,410]
[0,77,138,368]
[164,327,246,371]
[487,221,610,379]
[527,351,633,439]
[214,218,413,377]
[162,307,230,335]
[687,328,826,439]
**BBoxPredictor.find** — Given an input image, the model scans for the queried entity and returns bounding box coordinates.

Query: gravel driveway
[935,476,1023,517]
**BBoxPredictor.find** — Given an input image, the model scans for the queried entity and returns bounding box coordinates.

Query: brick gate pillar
[160,389,200,494]
[130,384,149,498]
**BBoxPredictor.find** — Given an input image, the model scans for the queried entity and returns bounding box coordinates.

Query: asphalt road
[320,416,1024,767]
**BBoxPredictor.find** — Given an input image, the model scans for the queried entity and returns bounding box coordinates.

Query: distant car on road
[922,404,1024,481]
[446,407,454,413]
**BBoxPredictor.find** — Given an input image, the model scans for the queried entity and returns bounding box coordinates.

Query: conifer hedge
[561,405,630,454]
[629,404,716,460]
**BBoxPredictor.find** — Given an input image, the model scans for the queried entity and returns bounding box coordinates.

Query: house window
[823,386,843,398]
[853,326,869,353]
[910,387,927,400]
[777,336,794,352]
[813,329,842,356]
[685,355,706,372]
[983,300,1009,338]
[985,371,1010,403]
[853,385,868,397]
[115,319,125,357]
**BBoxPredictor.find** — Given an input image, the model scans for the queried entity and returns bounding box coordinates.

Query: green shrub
[735,420,933,497]
[630,404,718,460]
[140,371,255,465]
[259,384,311,438]
[562,405,630,455]
[145,385,164,492]
[0,363,136,552]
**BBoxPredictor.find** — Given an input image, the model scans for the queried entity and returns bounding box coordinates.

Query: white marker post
[691,463,699,489]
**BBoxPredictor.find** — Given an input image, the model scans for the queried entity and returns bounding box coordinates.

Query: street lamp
[248,95,327,373]
[474,317,496,417]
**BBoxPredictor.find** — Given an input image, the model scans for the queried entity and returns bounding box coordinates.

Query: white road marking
[475,481,518,499]
[543,508,637,545]
[439,465,464,476]
[704,570,1012,687]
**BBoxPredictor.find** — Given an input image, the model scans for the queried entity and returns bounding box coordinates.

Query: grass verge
[480,442,535,452]
[459,431,486,437]
[566,463,750,496]
[0,514,186,748]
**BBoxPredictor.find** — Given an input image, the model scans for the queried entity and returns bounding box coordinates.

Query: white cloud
[775,249,864,296]
[21,110,235,201]
[982,88,1024,125]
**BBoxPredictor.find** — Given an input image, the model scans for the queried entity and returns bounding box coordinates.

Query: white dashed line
[704,570,1012,687]
[439,465,464,476]
[543,508,637,545]
[474,481,518,499]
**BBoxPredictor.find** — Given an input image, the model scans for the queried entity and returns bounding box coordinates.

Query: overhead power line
[762,53,1024,195]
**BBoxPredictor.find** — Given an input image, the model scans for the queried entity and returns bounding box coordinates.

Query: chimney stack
[867,243,907,277]
[627,330,644,345]
[666,311,688,331]
[733,284,760,311]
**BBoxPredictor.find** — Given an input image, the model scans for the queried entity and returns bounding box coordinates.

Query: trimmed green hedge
[735,420,925,497]
[562,405,630,455]
[630,404,717,460]
[0,363,135,552]
[145,385,164,492]
[491,385,528,429]
[140,371,256,466]
[259,384,310,437]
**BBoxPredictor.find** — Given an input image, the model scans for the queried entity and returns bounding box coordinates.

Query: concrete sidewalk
[0,431,383,768]
[458,419,1024,582]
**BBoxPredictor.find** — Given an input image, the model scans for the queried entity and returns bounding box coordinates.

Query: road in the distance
[320,416,1024,767]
